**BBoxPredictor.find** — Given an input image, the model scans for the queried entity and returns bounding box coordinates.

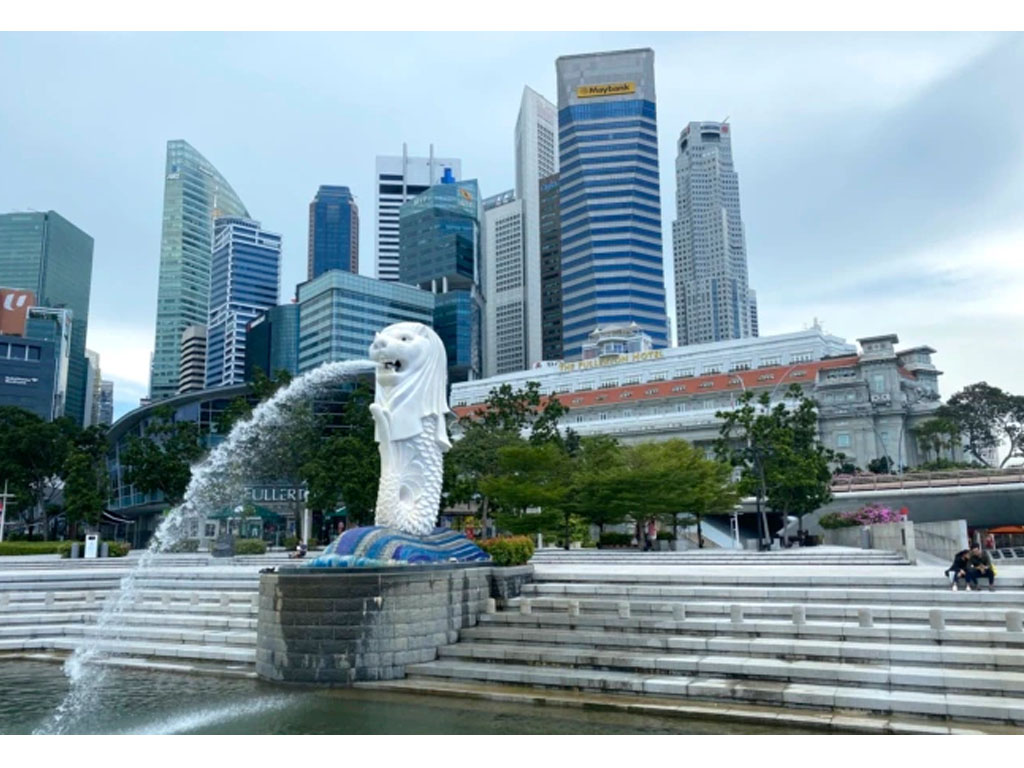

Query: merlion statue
[368,322,451,536]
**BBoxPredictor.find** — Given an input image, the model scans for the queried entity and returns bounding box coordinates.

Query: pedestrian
[945,549,971,591]
[967,544,996,592]
[645,518,657,551]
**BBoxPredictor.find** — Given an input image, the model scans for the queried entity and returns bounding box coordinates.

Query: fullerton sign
[245,486,309,504]
[576,81,636,99]
[558,350,663,373]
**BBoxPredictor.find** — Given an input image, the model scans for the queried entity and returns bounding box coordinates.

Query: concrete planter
[489,564,534,608]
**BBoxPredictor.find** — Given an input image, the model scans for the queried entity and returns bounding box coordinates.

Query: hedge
[478,535,534,566]
[233,538,267,555]
[0,541,65,556]
[818,512,860,530]
[598,532,633,548]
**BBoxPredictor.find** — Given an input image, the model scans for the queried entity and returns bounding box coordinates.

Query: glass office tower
[308,186,359,280]
[150,140,249,400]
[0,211,93,424]
[555,49,669,359]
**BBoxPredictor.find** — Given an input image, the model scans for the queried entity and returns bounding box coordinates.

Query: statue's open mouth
[381,359,403,373]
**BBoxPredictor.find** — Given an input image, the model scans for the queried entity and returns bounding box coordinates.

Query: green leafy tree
[563,435,629,536]
[120,406,204,506]
[911,417,960,465]
[483,441,572,543]
[937,382,1024,467]
[62,426,110,537]
[716,385,836,545]
[0,407,72,537]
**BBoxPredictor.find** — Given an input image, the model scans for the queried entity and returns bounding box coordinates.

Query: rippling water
[0,660,817,735]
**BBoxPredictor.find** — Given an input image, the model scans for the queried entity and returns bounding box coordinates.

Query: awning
[102,510,135,525]
[325,506,348,520]
[986,525,1024,534]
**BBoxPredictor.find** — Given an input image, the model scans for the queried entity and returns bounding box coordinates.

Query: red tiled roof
[453,355,861,418]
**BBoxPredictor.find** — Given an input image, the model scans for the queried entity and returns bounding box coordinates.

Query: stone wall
[823,521,916,562]
[823,526,869,549]
[489,564,533,608]
[256,563,510,685]
[913,519,968,563]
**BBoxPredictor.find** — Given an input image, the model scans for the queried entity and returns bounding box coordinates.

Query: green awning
[325,506,348,520]
[207,505,285,523]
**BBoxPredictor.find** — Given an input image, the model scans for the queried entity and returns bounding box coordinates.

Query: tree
[563,435,629,536]
[62,426,110,537]
[120,407,204,506]
[0,407,72,538]
[867,456,895,474]
[911,417,960,465]
[938,382,1024,467]
[215,368,293,435]
[482,441,572,544]
[716,385,836,546]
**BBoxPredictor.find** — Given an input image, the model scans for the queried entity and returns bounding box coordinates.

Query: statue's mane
[374,323,451,450]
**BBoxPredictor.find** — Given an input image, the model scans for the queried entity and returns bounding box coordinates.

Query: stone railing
[831,467,1024,493]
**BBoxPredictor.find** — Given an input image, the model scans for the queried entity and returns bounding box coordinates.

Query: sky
[1,31,1022,421]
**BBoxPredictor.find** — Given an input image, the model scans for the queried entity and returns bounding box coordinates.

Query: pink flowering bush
[819,504,905,529]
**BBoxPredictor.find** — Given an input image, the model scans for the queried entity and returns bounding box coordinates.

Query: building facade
[375,145,461,282]
[150,140,249,400]
[452,326,943,470]
[308,186,359,280]
[0,211,94,424]
[97,380,114,426]
[178,324,207,394]
[538,173,564,363]
[515,86,559,367]
[205,217,281,389]
[296,270,435,374]
[555,48,669,359]
[83,349,100,426]
[399,175,484,383]
[0,299,72,422]
[482,191,526,377]
[673,121,757,346]
[245,303,300,380]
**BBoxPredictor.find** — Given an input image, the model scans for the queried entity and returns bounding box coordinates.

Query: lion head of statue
[369,322,451,449]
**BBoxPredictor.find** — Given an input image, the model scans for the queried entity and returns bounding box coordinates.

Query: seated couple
[945,544,996,592]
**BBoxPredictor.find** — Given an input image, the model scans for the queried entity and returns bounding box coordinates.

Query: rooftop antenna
[721,115,730,124]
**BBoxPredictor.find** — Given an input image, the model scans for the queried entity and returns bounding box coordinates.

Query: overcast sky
[1,32,1022,420]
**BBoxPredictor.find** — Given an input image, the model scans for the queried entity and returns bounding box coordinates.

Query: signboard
[4,376,40,386]
[245,486,309,504]
[0,289,35,336]
[576,82,636,99]
[558,350,663,373]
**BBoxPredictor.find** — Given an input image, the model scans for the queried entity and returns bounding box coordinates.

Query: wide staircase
[398,550,1024,730]
[0,555,290,677]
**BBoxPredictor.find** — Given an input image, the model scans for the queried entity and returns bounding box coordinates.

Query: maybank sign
[576,81,636,99]
[558,350,663,372]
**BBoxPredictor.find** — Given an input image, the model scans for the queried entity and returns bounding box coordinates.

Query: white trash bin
[84,534,99,559]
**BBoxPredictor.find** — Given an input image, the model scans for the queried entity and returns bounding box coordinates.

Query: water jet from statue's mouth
[381,359,403,372]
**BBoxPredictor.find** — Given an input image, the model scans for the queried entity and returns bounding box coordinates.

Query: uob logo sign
[0,289,35,336]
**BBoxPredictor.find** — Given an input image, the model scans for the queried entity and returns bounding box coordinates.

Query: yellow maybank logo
[576,81,636,99]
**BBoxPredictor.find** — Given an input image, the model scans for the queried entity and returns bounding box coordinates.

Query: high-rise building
[308,186,359,280]
[97,380,114,426]
[296,271,434,374]
[555,48,669,360]
[83,348,104,427]
[482,191,526,377]
[178,324,207,394]
[149,140,249,400]
[205,217,281,389]
[514,86,559,366]
[538,173,563,362]
[399,174,484,383]
[0,291,72,422]
[375,145,461,282]
[245,303,300,381]
[0,211,94,424]
[749,289,759,338]
[672,121,756,346]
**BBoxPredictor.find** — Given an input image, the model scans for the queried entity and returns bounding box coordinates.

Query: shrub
[598,532,633,548]
[819,504,905,530]
[656,531,674,541]
[0,541,65,556]
[167,538,199,553]
[818,512,860,530]
[478,535,534,566]
[306,537,319,549]
[106,541,130,557]
[4,532,45,542]
[283,536,300,551]
[57,541,74,558]
[233,538,267,555]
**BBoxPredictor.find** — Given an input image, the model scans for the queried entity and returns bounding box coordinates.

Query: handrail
[830,466,1024,492]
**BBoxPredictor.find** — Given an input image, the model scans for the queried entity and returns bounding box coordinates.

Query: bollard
[485,598,497,615]
[792,605,806,626]
[519,599,532,615]
[730,604,743,624]
[1008,611,1023,633]
[568,600,580,617]
[672,603,685,621]
[858,608,873,628]
[929,609,945,630]
[618,602,631,619]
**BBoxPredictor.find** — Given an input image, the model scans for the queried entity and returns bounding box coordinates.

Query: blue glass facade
[245,303,300,380]
[0,211,93,424]
[398,179,484,382]
[296,270,435,373]
[308,186,359,280]
[205,217,281,388]
[555,50,669,360]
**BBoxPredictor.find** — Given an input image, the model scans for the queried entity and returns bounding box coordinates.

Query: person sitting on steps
[967,544,996,592]
[945,549,971,591]
[289,540,308,559]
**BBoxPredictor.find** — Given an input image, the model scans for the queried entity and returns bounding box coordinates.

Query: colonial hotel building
[451,323,943,470]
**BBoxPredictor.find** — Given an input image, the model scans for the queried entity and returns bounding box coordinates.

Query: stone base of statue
[307,526,490,567]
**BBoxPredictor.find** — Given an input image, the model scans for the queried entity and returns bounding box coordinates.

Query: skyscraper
[204,217,281,389]
[399,174,484,383]
[245,303,300,381]
[0,211,94,424]
[514,86,559,367]
[538,173,563,362]
[672,121,756,346]
[97,380,114,426]
[308,186,359,280]
[149,140,249,400]
[375,145,461,282]
[555,49,669,360]
[482,190,526,376]
[178,324,207,394]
